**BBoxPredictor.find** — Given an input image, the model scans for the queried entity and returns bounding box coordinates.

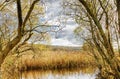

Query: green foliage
[74,26,83,35]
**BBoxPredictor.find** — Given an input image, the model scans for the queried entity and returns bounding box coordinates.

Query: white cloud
[39,0,82,47]
[63,24,78,31]
[51,38,80,47]
[113,41,120,49]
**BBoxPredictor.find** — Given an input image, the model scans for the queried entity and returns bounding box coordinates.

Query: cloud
[51,38,80,47]
[40,0,82,46]
[113,41,120,49]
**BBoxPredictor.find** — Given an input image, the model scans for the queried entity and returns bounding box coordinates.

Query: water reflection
[21,68,98,79]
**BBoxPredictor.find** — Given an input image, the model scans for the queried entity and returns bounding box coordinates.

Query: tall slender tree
[0,0,45,67]
[64,0,120,78]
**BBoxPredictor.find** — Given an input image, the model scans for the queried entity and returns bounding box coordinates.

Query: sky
[38,0,119,48]
[40,0,82,47]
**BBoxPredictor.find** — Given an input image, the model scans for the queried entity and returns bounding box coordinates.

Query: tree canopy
[64,0,120,78]
[0,0,48,66]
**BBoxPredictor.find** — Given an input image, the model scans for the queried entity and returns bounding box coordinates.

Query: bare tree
[0,0,49,67]
[64,0,120,78]
[116,0,120,33]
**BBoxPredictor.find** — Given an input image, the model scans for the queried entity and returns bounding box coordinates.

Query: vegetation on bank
[12,44,95,71]
[1,44,120,79]
[1,44,96,79]
[18,50,96,71]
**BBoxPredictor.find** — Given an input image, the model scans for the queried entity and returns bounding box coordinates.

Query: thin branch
[17,0,23,36]
[22,0,39,29]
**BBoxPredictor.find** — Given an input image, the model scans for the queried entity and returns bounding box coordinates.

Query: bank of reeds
[17,50,96,71]
[1,45,97,79]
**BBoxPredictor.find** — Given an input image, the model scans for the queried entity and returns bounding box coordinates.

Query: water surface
[21,68,98,79]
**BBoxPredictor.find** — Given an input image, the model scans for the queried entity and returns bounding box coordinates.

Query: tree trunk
[116,0,120,56]
[0,36,21,67]
[0,0,39,67]
[78,0,120,78]
[117,0,120,33]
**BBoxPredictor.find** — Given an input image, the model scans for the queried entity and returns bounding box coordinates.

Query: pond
[21,68,98,79]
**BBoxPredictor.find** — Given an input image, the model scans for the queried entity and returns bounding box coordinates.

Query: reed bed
[17,50,96,71]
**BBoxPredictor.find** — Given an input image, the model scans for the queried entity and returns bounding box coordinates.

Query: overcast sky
[40,0,82,47]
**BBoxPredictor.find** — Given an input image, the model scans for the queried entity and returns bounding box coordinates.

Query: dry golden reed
[18,50,96,71]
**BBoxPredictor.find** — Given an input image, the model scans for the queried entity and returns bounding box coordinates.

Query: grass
[1,44,97,72]
[16,48,96,71]
[2,44,120,79]
[1,44,97,79]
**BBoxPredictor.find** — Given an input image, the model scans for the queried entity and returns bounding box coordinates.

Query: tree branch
[22,0,39,29]
[17,0,23,36]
